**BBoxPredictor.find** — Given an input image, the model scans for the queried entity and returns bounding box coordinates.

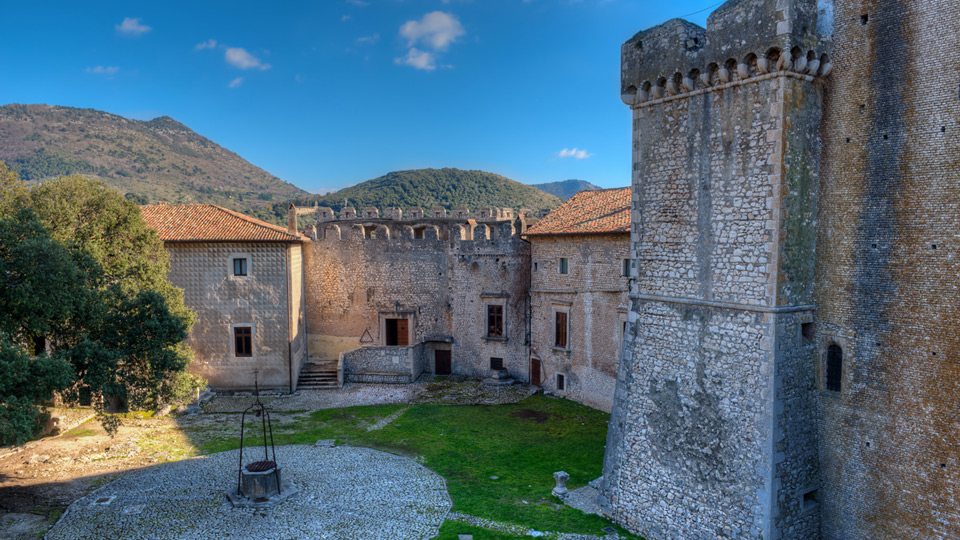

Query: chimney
[287,204,298,234]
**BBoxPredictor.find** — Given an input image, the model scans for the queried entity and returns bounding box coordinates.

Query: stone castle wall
[814,1,960,538]
[529,234,630,412]
[302,213,531,382]
[600,0,828,538]
[165,241,304,392]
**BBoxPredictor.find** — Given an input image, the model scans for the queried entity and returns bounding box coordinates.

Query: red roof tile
[140,204,305,242]
[524,187,631,236]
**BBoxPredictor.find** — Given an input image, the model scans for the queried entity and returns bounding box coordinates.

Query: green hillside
[531,179,605,200]
[0,104,308,216]
[278,168,563,216]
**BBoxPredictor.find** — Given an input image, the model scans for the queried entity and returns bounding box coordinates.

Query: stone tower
[599,1,831,538]
[814,0,960,538]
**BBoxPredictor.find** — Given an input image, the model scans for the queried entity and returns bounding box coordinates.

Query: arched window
[826,344,843,392]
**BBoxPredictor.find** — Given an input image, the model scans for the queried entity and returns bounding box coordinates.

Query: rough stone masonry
[599,0,959,538]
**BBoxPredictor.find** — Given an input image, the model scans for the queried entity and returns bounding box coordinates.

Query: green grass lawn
[193,395,638,539]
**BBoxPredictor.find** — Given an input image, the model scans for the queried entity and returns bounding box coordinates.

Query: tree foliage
[0,170,199,445]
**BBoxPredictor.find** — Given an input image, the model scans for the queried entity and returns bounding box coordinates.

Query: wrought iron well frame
[237,377,281,497]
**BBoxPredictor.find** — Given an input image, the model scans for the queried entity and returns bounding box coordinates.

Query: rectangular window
[556,373,565,391]
[233,257,248,276]
[385,318,409,346]
[559,258,568,274]
[487,305,504,337]
[490,357,504,370]
[555,311,568,348]
[234,327,252,357]
[622,258,630,277]
[533,262,538,272]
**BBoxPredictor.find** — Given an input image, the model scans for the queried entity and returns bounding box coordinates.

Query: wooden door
[435,350,451,375]
[397,319,409,346]
[531,359,541,387]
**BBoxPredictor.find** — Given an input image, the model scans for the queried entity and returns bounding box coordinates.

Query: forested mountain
[0,104,307,215]
[531,179,604,200]
[278,168,563,217]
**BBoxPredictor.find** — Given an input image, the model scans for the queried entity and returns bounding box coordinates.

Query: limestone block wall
[341,345,421,383]
[601,1,827,537]
[165,241,299,392]
[529,234,629,412]
[814,1,960,538]
[302,216,530,381]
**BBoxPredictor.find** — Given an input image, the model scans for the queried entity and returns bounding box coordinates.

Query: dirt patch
[509,409,550,423]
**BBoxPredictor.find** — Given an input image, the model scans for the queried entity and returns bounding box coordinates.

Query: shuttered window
[555,311,568,348]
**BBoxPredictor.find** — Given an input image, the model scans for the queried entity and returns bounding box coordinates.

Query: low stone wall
[341,345,424,384]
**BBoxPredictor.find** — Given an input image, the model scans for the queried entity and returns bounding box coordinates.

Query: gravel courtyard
[46,445,452,540]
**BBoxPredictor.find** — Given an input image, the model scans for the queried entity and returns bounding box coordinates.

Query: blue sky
[0,1,715,193]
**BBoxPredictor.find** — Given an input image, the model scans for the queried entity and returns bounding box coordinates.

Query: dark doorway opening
[435,350,451,375]
[385,318,409,346]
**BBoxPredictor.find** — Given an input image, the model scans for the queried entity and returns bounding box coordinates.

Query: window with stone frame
[559,257,569,274]
[622,258,630,277]
[233,257,248,276]
[234,326,253,357]
[487,304,504,338]
[554,310,569,348]
[556,373,565,391]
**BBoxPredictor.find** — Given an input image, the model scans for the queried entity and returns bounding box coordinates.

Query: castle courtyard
[0,379,634,540]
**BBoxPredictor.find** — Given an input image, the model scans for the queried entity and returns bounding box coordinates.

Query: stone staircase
[297,360,339,390]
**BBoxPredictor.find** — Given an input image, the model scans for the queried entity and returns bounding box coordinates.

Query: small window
[556,373,565,391]
[555,311,568,348]
[802,488,820,510]
[414,228,424,240]
[826,344,843,392]
[490,357,504,370]
[801,322,815,341]
[233,257,248,276]
[559,258,568,274]
[622,258,630,277]
[487,305,504,337]
[234,327,252,357]
[533,262,538,272]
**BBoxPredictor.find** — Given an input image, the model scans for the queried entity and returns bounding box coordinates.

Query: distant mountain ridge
[278,168,563,217]
[531,179,604,200]
[0,104,307,216]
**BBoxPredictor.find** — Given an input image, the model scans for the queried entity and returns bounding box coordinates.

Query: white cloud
[557,148,593,159]
[399,11,465,51]
[224,47,271,70]
[228,77,244,88]
[116,17,151,36]
[346,0,369,5]
[341,14,351,21]
[195,39,217,50]
[356,33,379,44]
[394,48,436,71]
[85,66,119,75]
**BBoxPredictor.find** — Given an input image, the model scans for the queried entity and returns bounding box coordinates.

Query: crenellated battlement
[309,204,551,225]
[620,0,832,108]
[308,218,527,245]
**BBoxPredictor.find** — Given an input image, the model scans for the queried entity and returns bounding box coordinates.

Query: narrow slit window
[487,305,504,337]
[559,258,569,274]
[622,258,631,277]
[556,373,565,391]
[555,311,568,348]
[234,327,252,357]
[233,257,248,276]
[826,344,843,392]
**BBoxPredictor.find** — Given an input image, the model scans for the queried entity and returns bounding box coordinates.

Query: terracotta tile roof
[140,204,305,242]
[524,187,631,236]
